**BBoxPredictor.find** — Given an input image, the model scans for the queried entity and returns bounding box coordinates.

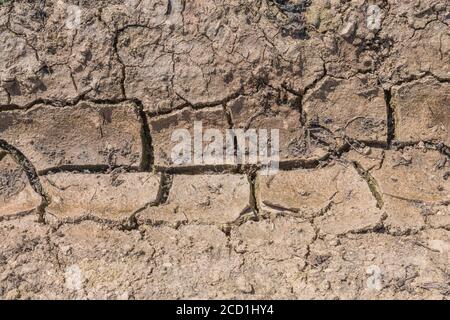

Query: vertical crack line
[156,172,173,205]
[166,0,172,15]
[223,104,239,171]
[247,170,260,218]
[384,89,395,147]
[297,94,306,127]
[442,145,450,158]
[352,161,384,209]
[282,85,307,127]
[135,101,154,171]
[126,172,173,230]
[0,139,49,222]
[112,28,127,99]
[38,0,47,24]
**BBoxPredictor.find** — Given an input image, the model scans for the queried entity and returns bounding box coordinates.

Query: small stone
[236,277,254,294]
[329,239,341,247]
[363,147,372,155]
[340,21,356,39]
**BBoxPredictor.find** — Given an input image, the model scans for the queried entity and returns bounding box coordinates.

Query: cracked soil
[0,0,449,300]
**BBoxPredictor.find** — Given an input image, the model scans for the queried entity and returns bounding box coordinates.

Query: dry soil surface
[0,0,449,299]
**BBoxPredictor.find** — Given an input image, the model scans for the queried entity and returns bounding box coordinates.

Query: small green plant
[0,0,12,6]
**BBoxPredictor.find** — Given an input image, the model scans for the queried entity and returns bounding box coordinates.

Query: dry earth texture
[0,0,449,299]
